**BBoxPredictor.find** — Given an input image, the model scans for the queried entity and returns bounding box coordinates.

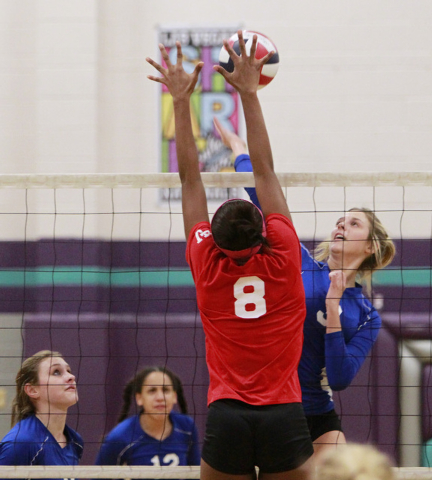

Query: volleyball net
[0,172,431,476]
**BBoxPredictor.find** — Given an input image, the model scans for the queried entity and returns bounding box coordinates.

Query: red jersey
[186,214,306,406]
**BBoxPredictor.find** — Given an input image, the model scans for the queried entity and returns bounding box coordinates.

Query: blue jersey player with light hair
[214,120,395,454]
[0,350,84,468]
[95,366,200,467]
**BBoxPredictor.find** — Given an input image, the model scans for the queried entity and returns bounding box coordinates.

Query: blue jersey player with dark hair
[214,119,396,454]
[0,350,84,468]
[95,366,200,466]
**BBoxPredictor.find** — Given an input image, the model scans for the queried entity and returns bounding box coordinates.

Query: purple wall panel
[333,355,375,443]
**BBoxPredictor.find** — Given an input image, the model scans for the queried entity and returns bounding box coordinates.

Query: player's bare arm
[214,31,290,221]
[146,42,208,238]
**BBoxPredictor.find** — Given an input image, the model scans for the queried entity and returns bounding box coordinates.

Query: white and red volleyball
[218,30,279,89]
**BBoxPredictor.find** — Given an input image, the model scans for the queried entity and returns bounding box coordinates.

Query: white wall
[0,0,431,240]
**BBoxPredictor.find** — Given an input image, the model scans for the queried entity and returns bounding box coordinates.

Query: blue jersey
[95,412,200,466]
[235,153,382,415]
[0,415,83,471]
[299,244,381,415]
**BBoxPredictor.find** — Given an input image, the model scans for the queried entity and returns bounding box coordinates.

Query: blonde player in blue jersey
[0,350,83,468]
[146,32,313,480]
[95,366,200,466]
[214,120,396,454]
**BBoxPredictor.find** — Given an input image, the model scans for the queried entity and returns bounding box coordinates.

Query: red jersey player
[146,31,313,480]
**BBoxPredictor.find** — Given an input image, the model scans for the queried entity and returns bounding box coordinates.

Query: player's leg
[306,409,346,455]
[313,430,346,455]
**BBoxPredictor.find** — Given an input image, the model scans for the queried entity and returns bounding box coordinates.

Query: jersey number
[151,453,180,467]
[317,305,343,327]
[234,276,266,319]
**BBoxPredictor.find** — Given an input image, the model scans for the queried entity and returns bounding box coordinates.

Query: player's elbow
[329,381,349,392]
[327,370,354,391]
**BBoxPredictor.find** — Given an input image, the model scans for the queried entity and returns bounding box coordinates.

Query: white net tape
[0,466,430,479]
[0,172,432,188]
[0,466,200,479]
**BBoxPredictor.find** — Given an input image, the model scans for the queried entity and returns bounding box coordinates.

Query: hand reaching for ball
[213,30,275,96]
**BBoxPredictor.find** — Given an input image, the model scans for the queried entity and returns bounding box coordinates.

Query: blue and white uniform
[235,153,381,417]
[0,415,83,468]
[95,412,200,466]
[299,244,381,415]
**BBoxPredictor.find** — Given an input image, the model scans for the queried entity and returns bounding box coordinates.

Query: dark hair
[117,366,188,423]
[11,350,63,426]
[211,200,268,252]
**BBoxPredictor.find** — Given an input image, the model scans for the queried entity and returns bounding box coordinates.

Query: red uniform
[186,214,306,406]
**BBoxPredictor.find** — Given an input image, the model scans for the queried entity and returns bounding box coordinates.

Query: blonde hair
[11,350,62,426]
[315,443,395,480]
[314,207,396,286]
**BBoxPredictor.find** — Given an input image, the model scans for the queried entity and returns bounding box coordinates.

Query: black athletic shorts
[306,409,343,442]
[202,399,313,475]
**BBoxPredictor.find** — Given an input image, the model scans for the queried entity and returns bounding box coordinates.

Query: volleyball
[218,30,280,89]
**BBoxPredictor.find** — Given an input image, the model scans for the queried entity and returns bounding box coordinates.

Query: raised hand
[213,117,247,157]
[326,270,347,303]
[213,30,274,95]
[146,42,203,101]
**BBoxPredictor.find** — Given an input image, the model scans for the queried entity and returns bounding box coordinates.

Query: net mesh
[0,172,431,473]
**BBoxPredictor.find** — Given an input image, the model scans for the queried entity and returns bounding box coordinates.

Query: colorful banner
[158,27,242,201]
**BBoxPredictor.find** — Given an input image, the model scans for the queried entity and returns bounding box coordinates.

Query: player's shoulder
[170,412,196,432]
[0,440,35,465]
[104,415,139,441]
[1,416,42,443]
[300,243,324,266]
[65,424,84,447]
[265,213,294,230]
[187,222,212,245]
[265,214,298,245]
[0,419,41,464]
[348,285,375,309]
[343,287,381,323]
[359,293,381,321]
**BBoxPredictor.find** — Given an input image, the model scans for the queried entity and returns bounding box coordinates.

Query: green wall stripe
[0,267,195,287]
[373,268,431,287]
[0,267,429,288]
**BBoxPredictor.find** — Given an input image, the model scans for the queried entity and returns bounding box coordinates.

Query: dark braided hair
[212,199,269,253]
[117,366,188,424]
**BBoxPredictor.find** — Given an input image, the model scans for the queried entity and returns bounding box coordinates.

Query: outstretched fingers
[245,32,274,68]
[158,43,172,68]
[259,49,275,68]
[146,45,170,84]
[147,41,204,99]
[192,61,204,81]
[246,32,257,61]
[174,41,183,67]
[146,56,165,74]
[222,38,238,62]
[213,117,231,146]
[237,30,248,57]
[146,43,176,85]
